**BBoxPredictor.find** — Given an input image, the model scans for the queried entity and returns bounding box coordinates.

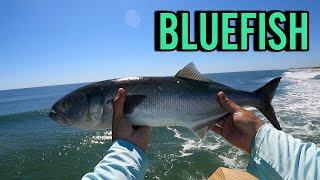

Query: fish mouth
[48,110,56,119]
[49,107,69,125]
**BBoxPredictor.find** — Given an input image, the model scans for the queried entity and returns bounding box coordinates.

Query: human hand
[112,88,151,152]
[211,91,265,153]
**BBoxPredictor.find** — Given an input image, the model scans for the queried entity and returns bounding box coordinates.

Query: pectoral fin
[190,119,217,139]
[192,125,210,139]
[124,95,147,114]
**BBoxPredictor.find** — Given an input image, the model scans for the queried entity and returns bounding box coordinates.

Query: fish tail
[254,77,282,130]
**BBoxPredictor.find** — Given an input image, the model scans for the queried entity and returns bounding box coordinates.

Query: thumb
[218,91,241,113]
[112,88,133,140]
[112,88,126,121]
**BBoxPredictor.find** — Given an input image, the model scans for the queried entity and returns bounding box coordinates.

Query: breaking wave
[273,70,320,145]
[283,70,320,81]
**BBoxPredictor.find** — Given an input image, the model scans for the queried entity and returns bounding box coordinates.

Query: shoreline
[288,67,320,71]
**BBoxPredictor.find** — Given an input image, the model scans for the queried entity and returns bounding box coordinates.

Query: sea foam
[273,70,320,144]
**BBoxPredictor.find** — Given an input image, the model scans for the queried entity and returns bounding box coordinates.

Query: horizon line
[0,68,286,91]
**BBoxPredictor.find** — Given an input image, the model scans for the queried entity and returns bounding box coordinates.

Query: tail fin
[254,77,282,130]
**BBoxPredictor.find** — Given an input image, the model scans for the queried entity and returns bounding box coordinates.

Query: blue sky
[0,0,319,90]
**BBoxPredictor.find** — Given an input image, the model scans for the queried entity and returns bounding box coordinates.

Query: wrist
[249,123,267,154]
[112,139,146,154]
[127,137,148,152]
[244,121,265,153]
[111,139,149,169]
[255,121,265,135]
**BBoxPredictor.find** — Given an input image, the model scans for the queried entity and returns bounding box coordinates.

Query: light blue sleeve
[247,124,320,180]
[82,139,149,180]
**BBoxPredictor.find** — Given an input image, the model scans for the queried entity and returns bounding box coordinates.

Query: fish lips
[49,107,70,126]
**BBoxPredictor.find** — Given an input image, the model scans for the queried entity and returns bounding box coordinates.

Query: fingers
[211,115,233,138]
[211,116,228,136]
[210,115,226,136]
[211,125,223,136]
[214,114,230,127]
[218,91,242,114]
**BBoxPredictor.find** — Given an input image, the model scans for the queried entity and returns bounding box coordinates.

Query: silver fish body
[49,63,281,139]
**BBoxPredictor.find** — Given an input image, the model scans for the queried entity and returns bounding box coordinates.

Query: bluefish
[49,63,282,139]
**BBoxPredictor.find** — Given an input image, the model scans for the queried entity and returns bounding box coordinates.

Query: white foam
[275,70,320,117]
[166,127,221,157]
[273,70,320,140]
[218,149,246,170]
[283,70,320,80]
[166,127,248,169]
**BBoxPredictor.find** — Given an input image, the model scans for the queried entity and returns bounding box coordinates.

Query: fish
[49,62,282,139]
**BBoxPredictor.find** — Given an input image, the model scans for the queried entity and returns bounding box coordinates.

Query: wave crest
[0,109,50,122]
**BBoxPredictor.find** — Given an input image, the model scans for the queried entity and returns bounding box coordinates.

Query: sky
[0,0,319,90]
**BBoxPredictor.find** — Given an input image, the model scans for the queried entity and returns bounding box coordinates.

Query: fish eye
[61,100,68,108]
[60,119,68,124]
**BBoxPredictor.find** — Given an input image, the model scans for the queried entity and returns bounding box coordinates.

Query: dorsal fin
[175,62,212,83]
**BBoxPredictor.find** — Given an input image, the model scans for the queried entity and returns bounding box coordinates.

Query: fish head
[49,90,90,127]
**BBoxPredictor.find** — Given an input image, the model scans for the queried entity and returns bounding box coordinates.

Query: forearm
[247,124,320,180]
[82,139,149,180]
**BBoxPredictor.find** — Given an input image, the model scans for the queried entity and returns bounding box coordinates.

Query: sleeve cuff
[111,139,149,168]
[250,124,272,157]
[247,124,284,179]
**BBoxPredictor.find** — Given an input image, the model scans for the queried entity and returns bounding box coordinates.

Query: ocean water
[1,70,320,179]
